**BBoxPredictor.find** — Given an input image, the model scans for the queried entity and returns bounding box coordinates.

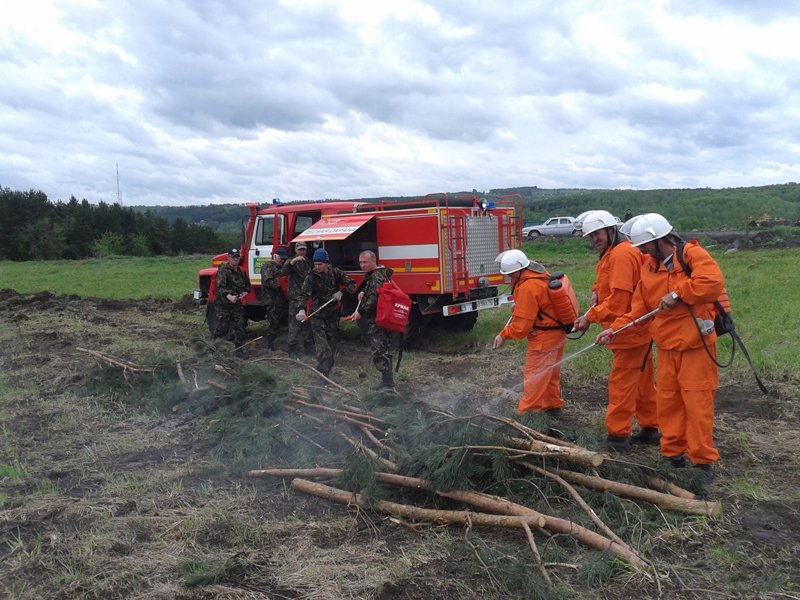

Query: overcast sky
[2,0,800,206]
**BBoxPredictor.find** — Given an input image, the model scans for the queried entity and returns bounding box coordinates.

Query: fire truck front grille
[465,216,501,276]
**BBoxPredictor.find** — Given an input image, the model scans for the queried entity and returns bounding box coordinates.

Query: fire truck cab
[197,194,522,339]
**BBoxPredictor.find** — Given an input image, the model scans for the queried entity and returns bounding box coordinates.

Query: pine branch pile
[246,383,722,586]
[80,346,722,589]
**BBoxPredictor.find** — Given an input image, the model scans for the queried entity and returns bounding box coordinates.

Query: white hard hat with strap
[495,249,530,274]
[580,210,618,237]
[629,213,673,247]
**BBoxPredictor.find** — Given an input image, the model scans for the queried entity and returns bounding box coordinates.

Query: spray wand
[299,297,338,323]
[514,307,661,391]
[342,297,362,322]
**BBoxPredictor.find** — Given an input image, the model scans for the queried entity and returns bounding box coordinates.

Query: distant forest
[489,184,800,231]
[137,183,800,234]
[0,187,227,261]
[4,183,800,261]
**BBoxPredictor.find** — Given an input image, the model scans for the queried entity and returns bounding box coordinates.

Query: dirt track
[0,289,798,599]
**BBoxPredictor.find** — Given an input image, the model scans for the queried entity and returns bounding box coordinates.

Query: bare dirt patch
[0,290,798,599]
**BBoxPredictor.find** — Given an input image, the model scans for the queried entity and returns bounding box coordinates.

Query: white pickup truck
[522,216,576,238]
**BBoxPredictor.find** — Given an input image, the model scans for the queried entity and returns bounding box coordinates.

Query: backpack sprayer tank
[548,272,580,326]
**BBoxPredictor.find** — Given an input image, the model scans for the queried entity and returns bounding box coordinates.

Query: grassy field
[0,255,209,300]
[0,241,797,383]
[1,243,799,599]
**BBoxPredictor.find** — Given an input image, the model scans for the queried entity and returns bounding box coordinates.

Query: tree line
[137,183,800,237]
[0,187,228,261]
[491,184,800,231]
[5,183,799,262]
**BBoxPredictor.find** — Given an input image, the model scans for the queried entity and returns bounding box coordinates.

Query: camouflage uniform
[213,261,251,346]
[359,266,396,377]
[301,267,356,376]
[282,254,314,356]
[259,260,288,349]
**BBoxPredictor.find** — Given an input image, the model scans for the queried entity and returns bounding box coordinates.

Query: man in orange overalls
[597,213,724,483]
[492,249,568,417]
[573,211,658,452]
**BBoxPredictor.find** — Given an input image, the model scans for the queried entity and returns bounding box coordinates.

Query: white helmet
[573,210,595,233]
[629,213,673,247]
[618,214,642,239]
[496,249,530,274]
[581,210,618,237]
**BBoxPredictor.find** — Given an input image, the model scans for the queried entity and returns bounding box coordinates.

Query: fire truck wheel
[205,304,218,334]
[440,311,478,332]
[402,305,424,349]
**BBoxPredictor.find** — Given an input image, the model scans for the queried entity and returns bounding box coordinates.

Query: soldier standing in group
[259,246,289,351]
[598,213,725,484]
[282,242,314,359]
[297,247,356,376]
[213,248,251,358]
[573,211,659,452]
[348,250,397,391]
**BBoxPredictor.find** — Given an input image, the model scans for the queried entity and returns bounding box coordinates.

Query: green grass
[0,256,209,301]
[2,243,799,380]
[0,462,26,482]
[518,238,800,381]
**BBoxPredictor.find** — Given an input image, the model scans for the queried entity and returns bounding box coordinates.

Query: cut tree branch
[550,468,721,518]
[254,468,649,569]
[75,347,149,373]
[508,437,604,467]
[255,357,357,396]
[520,461,633,553]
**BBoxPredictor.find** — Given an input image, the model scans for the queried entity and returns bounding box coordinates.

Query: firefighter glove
[596,328,614,346]
[296,310,306,322]
[332,290,343,302]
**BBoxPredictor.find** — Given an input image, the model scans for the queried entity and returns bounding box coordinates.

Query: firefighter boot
[375,371,396,392]
[693,463,715,485]
[632,427,661,445]
[604,435,631,453]
[544,408,562,420]
[666,455,689,468]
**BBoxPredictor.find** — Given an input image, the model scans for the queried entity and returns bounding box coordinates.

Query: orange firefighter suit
[611,241,724,465]
[587,240,658,438]
[499,269,567,414]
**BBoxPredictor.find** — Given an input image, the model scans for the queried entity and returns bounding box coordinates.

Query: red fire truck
[196,194,522,339]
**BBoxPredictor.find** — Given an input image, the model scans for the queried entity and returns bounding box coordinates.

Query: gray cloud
[1,0,800,205]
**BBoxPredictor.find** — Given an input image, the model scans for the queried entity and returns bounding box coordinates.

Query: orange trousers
[517,338,566,414]
[606,343,658,437]
[656,346,720,464]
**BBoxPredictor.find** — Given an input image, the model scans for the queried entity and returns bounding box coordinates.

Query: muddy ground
[0,290,798,599]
